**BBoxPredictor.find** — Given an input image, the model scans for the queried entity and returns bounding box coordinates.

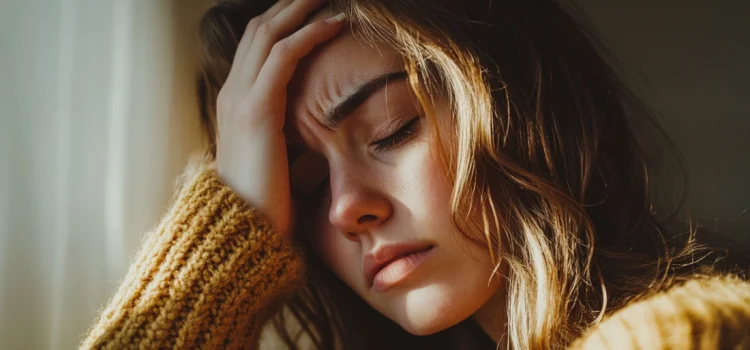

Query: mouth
[363,242,435,293]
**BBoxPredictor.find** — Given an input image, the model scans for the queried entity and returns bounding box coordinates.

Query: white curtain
[0,0,210,348]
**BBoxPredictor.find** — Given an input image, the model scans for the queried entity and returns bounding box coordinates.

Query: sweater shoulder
[570,274,750,349]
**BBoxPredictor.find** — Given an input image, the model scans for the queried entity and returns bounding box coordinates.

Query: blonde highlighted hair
[196,1,746,349]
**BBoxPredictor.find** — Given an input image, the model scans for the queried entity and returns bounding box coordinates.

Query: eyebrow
[323,70,409,128]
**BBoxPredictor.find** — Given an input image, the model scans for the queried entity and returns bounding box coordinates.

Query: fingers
[253,14,346,104]
[240,0,328,82]
[231,0,293,70]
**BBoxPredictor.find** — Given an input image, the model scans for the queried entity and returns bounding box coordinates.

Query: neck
[473,276,509,349]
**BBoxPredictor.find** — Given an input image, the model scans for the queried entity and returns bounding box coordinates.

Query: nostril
[357,214,378,225]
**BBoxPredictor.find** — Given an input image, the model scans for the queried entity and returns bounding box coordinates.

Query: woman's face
[286,27,501,335]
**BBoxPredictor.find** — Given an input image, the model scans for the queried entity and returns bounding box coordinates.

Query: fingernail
[325,12,346,24]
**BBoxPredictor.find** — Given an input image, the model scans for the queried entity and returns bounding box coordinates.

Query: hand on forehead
[286,29,407,135]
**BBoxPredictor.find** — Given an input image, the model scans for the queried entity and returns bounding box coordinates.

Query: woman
[81,0,750,349]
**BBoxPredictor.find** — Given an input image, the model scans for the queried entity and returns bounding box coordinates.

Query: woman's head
[197,0,711,348]
[284,14,503,337]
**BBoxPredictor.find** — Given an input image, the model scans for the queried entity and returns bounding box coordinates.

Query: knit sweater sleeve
[80,165,305,349]
[569,275,750,350]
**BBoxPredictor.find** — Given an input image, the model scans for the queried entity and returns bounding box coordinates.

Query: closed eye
[373,117,422,152]
[304,116,422,202]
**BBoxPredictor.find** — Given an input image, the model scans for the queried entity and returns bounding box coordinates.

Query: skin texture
[286,15,503,336]
[215,0,505,339]
[216,0,344,241]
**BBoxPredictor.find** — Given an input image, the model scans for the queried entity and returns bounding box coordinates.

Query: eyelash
[307,117,422,197]
[373,117,421,152]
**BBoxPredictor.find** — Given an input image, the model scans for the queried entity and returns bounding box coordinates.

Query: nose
[328,170,393,242]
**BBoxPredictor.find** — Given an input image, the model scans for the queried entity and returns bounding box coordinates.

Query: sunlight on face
[286,19,502,335]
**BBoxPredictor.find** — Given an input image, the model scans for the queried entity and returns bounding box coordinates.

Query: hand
[215,0,345,243]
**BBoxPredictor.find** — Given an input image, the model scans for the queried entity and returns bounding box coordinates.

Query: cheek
[396,135,452,223]
[304,190,362,288]
[303,190,335,261]
[300,127,452,291]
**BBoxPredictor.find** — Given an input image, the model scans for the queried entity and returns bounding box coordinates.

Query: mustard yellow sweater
[81,165,750,349]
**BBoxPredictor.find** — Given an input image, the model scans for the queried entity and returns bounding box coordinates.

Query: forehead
[288,27,405,120]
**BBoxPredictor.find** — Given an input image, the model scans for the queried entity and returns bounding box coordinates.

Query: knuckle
[311,20,329,30]
[271,40,292,57]
[245,17,260,34]
[255,22,273,38]
[217,90,232,112]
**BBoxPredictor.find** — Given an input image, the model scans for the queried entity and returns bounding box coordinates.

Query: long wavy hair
[195,0,747,349]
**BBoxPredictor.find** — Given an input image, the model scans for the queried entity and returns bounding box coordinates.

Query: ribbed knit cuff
[81,166,305,349]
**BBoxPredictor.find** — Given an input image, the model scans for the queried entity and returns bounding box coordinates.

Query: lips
[363,241,434,291]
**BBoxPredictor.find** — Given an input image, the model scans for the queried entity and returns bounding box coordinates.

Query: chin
[385,283,489,336]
